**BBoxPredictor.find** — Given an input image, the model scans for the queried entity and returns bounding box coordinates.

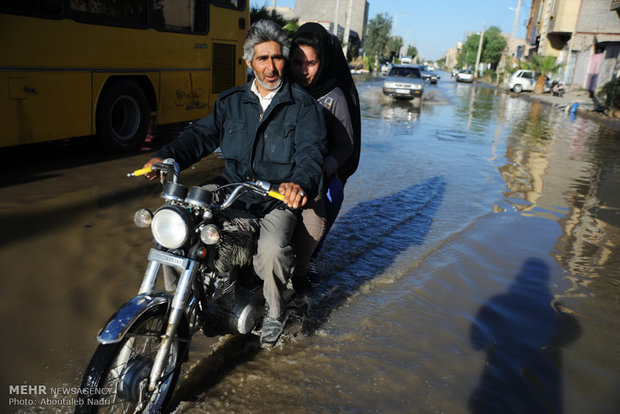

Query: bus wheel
[96,80,150,153]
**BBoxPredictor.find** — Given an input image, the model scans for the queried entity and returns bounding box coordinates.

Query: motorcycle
[548,79,565,97]
[76,159,300,413]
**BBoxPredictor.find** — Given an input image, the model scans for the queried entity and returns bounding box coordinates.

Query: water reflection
[469,258,580,414]
[497,96,620,291]
[453,85,499,134]
[499,102,553,213]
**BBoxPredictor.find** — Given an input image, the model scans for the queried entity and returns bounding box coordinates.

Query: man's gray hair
[243,19,290,61]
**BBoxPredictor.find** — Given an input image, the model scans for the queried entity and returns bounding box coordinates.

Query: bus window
[70,0,147,27]
[211,0,246,10]
[0,0,62,17]
[153,0,208,34]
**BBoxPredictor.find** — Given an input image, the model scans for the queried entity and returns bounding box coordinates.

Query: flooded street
[1,74,619,413]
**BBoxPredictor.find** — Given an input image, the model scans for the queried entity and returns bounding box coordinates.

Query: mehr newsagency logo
[8,384,113,407]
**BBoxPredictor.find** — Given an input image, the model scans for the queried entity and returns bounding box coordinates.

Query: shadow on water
[305,175,447,332]
[0,122,184,188]
[171,176,447,405]
[469,258,581,414]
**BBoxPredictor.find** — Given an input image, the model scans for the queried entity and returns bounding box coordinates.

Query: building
[526,0,620,91]
[268,0,369,51]
[445,48,459,69]
[293,0,368,40]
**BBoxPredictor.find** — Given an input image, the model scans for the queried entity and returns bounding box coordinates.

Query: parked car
[508,69,537,93]
[382,64,424,99]
[508,69,555,93]
[456,69,474,83]
[418,65,440,84]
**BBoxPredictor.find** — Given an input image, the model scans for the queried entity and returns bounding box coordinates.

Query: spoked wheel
[76,306,188,414]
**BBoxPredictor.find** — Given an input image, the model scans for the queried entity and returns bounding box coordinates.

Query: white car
[508,69,552,93]
[508,69,536,93]
[456,69,474,83]
[382,65,424,99]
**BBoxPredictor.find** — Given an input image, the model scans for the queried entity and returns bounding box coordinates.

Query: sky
[250,0,531,61]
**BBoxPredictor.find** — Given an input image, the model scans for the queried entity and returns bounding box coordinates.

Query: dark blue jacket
[156,79,327,215]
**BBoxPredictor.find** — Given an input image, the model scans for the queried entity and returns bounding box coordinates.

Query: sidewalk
[507,87,620,131]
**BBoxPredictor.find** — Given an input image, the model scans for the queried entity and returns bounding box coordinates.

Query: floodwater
[1,74,619,413]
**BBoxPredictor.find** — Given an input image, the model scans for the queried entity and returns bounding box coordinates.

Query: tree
[457,25,507,70]
[458,34,480,68]
[250,6,298,37]
[527,55,564,94]
[386,36,403,61]
[407,45,418,59]
[364,14,392,60]
[481,26,507,67]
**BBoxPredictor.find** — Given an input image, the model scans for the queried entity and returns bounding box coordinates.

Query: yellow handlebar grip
[268,190,285,201]
[128,167,152,177]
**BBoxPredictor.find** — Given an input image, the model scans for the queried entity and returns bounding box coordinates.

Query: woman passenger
[290,23,361,292]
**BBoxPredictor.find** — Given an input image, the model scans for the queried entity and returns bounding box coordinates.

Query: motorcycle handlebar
[127,163,285,203]
[127,166,152,177]
[218,181,284,209]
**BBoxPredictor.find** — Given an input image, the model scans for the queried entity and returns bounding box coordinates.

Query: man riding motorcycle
[141,20,327,348]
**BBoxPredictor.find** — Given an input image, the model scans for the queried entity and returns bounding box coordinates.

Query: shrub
[597,78,620,110]
[483,70,497,83]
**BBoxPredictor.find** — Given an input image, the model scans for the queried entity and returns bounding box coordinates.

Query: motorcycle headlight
[133,208,153,228]
[200,224,220,245]
[151,207,190,249]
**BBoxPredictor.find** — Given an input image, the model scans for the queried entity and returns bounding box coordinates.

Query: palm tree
[526,55,564,94]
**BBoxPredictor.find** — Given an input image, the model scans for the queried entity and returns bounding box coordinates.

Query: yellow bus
[1,0,249,152]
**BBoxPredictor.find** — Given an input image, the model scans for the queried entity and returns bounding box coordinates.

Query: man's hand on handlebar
[278,182,307,209]
[142,157,164,181]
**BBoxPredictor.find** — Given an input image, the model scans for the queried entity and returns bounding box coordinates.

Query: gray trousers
[253,207,298,318]
[292,195,326,277]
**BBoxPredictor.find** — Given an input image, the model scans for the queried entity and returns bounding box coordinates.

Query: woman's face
[291,45,320,88]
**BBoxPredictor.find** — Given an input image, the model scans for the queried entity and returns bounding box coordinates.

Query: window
[0,0,62,17]
[211,0,245,10]
[153,0,207,33]
[389,67,421,78]
[70,0,147,27]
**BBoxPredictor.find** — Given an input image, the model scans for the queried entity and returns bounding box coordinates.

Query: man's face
[246,41,286,96]
[291,45,320,88]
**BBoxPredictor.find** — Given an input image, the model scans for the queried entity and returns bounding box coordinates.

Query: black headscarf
[292,23,361,181]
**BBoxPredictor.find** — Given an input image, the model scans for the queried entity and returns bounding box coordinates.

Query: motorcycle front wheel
[76,305,188,414]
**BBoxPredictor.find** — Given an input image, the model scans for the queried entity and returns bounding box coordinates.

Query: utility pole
[511,0,522,42]
[342,0,354,58]
[474,22,485,77]
[333,0,341,36]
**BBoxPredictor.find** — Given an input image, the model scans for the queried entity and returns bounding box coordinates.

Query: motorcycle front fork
[138,253,199,392]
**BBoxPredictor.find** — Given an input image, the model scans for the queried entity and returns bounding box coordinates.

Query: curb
[478,81,620,132]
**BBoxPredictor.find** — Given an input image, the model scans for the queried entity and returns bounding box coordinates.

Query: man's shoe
[260,314,285,348]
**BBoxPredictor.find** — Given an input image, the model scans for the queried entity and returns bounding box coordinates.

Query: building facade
[287,0,369,44]
[526,0,620,91]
